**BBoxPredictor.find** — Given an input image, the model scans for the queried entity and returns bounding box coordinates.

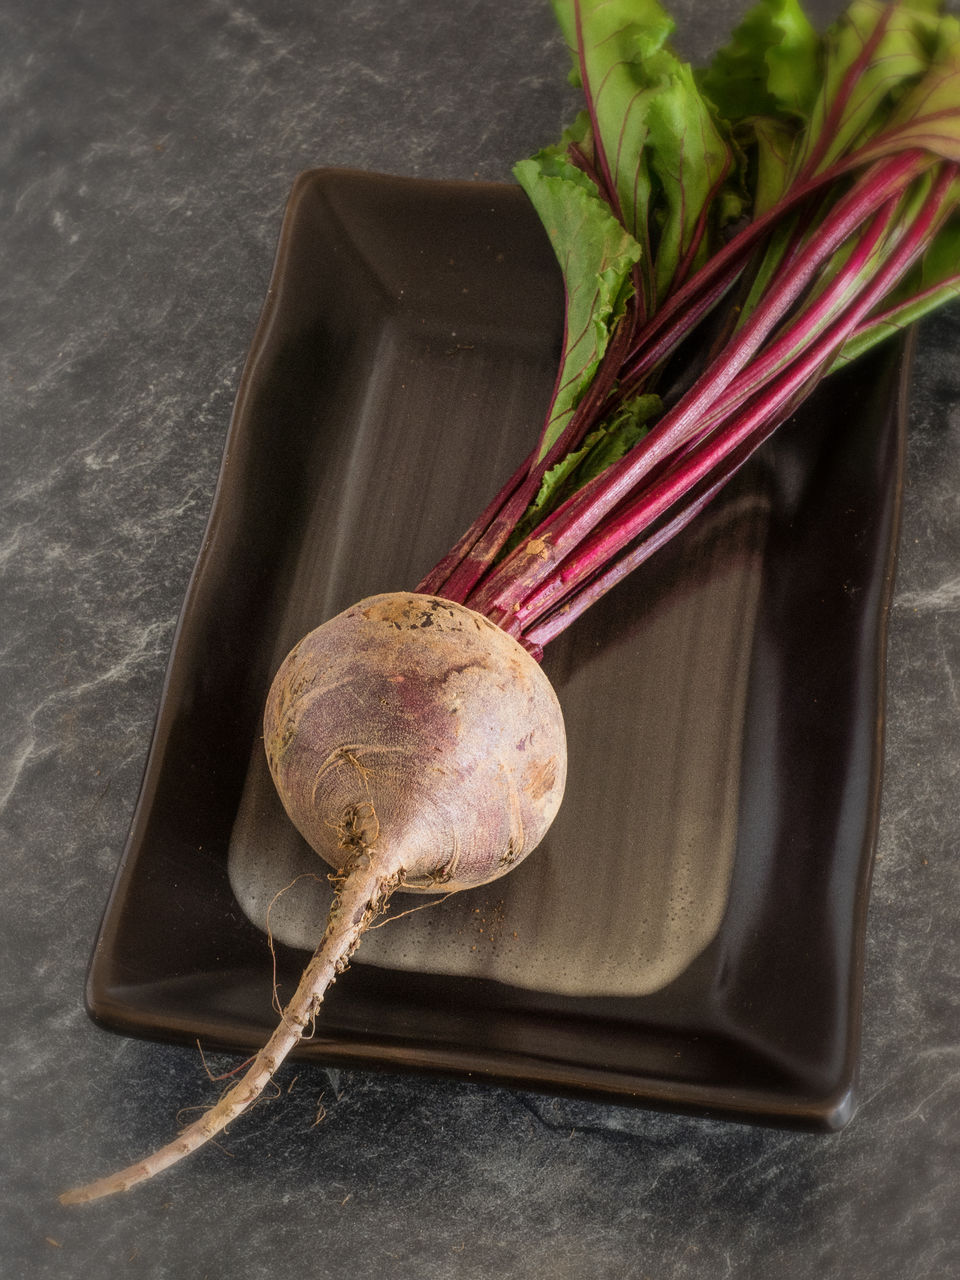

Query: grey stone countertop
[1,1,957,1277]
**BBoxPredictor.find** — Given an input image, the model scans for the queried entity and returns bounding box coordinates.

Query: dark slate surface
[1,2,957,1277]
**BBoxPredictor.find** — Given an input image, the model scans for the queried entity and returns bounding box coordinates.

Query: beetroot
[264,593,566,894]
[60,594,565,1204]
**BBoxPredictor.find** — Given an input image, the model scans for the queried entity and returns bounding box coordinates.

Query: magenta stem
[842,269,960,346]
[509,163,956,639]
[666,191,899,460]
[467,149,929,623]
[415,445,537,597]
[523,473,729,649]
[425,292,639,603]
[613,147,928,393]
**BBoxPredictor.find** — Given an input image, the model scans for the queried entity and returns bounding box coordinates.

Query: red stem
[466,149,929,623]
[842,269,960,348]
[523,471,731,649]
[419,128,937,614]
[614,146,931,394]
[423,292,639,602]
[670,191,899,454]
[510,162,956,640]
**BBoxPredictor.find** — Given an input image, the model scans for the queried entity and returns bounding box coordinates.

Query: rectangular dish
[85,169,907,1131]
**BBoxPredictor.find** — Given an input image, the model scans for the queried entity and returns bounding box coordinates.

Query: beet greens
[419,0,960,654]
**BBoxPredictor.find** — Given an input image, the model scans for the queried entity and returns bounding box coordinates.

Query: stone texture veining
[1,1,957,1276]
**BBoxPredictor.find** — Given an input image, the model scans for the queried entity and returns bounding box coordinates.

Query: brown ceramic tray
[84,170,907,1131]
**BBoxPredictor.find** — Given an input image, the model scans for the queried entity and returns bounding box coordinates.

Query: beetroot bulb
[60,594,566,1204]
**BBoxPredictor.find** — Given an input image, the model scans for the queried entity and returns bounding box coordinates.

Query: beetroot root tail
[59,851,401,1205]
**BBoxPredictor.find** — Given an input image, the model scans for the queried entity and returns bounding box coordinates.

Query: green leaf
[507,395,662,549]
[643,58,742,298]
[570,394,662,488]
[793,0,940,177]
[513,154,643,459]
[550,0,737,305]
[698,0,820,123]
[753,115,800,213]
[860,18,960,163]
[696,0,819,216]
[737,3,960,325]
[549,0,675,86]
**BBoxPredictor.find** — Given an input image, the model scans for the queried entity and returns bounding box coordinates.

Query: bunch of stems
[419,147,958,655]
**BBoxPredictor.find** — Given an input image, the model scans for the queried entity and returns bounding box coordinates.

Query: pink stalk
[508,350,836,632]
[612,188,895,493]
[467,149,929,623]
[599,193,894,504]
[610,251,746,398]
[420,138,935,608]
[506,163,955,638]
[523,473,731,649]
[840,269,960,351]
[662,193,900,461]
[614,146,932,393]
[423,293,639,602]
